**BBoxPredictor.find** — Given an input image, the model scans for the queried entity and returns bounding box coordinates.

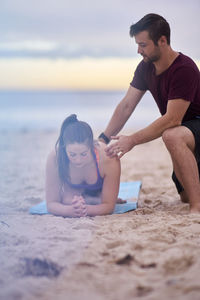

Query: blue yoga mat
[29,181,141,215]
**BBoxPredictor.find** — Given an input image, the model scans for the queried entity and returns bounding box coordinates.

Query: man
[98,13,200,213]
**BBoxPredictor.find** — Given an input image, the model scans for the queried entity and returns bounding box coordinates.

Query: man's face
[135,30,161,63]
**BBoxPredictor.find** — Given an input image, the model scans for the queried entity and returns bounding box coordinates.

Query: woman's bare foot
[116,198,127,204]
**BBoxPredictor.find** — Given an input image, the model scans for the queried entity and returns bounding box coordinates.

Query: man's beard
[142,48,161,63]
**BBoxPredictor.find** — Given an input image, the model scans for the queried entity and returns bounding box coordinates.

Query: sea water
[0,90,159,132]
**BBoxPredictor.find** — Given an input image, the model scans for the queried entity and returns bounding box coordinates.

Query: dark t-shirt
[130,53,200,122]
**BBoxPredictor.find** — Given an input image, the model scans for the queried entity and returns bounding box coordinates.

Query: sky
[0,0,199,90]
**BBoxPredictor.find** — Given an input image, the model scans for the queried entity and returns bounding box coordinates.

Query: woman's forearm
[86,203,115,216]
[47,202,74,217]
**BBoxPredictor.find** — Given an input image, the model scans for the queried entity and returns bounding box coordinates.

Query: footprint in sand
[135,285,153,297]
[150,232,176,244]
[163,255,194,275]
[20,257,63,278]
[106,240,124,249]
[184,285,200,294]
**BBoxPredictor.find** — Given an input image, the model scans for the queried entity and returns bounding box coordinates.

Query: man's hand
[105,135,134,158]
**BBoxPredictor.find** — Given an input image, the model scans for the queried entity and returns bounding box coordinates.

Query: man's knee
[162,126,195,152]
[162,127,178,148]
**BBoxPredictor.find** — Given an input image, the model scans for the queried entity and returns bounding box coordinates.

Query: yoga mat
[29,181,141,215]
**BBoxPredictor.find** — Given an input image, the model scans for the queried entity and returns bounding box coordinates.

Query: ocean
[0,90,159,133]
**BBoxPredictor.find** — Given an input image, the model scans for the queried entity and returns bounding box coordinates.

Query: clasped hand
[105,135,133,158]
[72,195,87,217]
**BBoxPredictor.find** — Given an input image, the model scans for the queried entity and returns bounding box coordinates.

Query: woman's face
[65,143,92,167]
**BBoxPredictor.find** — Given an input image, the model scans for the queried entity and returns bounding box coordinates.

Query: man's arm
[106,99,190,157]
[98,85,145,143]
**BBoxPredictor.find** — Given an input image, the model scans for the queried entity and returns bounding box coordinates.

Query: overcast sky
[1,0,200,60]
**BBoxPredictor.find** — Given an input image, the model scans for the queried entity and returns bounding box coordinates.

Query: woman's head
[56,114,94,182]
[59,114,94,149]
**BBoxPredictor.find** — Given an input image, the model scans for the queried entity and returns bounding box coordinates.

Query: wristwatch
[98,132,110,144]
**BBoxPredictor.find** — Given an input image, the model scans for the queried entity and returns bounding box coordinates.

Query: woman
[45,114,121,217]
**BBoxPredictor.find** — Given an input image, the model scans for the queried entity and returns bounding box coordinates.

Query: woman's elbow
[46,202,57,214]
[104,204,115,215]
[46,202,53,213]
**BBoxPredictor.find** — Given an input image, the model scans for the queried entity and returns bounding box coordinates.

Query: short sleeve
[168,66,199,103]
[130,61,148,91]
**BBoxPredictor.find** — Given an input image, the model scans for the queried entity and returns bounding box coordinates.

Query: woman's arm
[86,153,121,216]
[45,151,86,217]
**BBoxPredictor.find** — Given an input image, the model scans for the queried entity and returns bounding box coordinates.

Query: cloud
[0,0,200,59]
[0,40,58,51]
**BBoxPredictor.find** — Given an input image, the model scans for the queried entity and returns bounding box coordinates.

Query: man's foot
[190,205,200,214]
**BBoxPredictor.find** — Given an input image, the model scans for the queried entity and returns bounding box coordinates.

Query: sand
[0,129,200,300]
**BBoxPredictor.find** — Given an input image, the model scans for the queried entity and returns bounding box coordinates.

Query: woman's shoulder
[94,141,120,165]
[46,149,57,167]
[94,140,106,150]
[94,140,106,159]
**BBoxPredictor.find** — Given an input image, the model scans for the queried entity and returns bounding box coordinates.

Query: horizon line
[0,88,127,93]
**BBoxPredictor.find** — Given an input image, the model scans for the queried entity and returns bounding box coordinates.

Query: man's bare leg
[162,126,200,213]
[180,190,189,203]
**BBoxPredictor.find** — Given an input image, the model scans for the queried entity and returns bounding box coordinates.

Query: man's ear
[158,35,168,46]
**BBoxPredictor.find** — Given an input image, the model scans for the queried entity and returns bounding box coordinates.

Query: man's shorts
[172,118,200,194]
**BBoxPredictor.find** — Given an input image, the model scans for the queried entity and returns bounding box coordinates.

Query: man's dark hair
[129,13,170,45]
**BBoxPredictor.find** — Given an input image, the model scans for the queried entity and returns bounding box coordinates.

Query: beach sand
[0,130,200,300]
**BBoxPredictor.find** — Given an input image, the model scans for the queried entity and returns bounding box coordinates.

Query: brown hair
[55,114,94,183]
[129,13,170,45]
